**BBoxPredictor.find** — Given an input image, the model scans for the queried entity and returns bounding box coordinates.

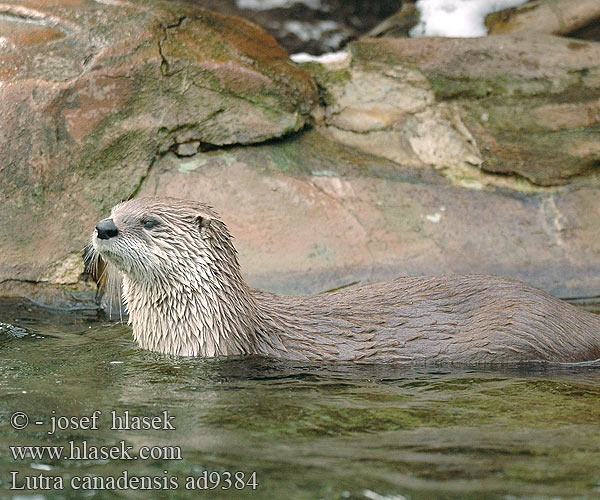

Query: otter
[88,197,600,363]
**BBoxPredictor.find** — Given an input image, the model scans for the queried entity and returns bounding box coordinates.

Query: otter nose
[96,218,119,240]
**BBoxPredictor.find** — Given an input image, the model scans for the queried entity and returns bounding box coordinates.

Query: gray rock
[348,35,600,186]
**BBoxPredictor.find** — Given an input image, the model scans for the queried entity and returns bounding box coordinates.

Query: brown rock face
[0,0,317,301]
[138,129,600,300]
[1,2,598,308]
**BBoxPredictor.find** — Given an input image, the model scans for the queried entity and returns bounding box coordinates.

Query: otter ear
[196,215,212,237]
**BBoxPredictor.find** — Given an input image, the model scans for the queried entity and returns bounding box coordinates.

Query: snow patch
[291,50,350,66]
[410,0,528,38]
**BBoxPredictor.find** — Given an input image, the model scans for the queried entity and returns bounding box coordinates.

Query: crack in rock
[158,16,187,77]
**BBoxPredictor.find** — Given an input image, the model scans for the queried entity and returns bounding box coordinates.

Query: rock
[0,0,317,303]
[175,142,200,157]
[317,60,483,173]
[486,0,600,39]
[138,129,600,298]
[347,35,600,186]
[1,2,599,307]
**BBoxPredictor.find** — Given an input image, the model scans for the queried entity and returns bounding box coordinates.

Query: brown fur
[89,197,600,363]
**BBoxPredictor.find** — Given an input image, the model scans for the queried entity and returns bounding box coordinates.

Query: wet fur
[89,197,600,363]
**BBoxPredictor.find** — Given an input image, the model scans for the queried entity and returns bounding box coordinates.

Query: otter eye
[142,218,159,230]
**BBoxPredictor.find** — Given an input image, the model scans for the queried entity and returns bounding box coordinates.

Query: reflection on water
[0,302,599,500]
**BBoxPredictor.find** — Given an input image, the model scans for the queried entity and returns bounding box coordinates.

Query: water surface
[0,301,599,500]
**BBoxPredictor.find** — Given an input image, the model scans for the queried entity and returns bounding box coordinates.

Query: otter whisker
[84,239,123,321]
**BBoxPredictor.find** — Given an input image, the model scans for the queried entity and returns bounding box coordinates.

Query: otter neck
[122,250,271,357]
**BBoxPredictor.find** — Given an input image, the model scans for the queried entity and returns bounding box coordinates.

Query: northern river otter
[88,197,600,363]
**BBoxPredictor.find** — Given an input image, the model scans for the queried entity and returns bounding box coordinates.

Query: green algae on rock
[350,35,600,186]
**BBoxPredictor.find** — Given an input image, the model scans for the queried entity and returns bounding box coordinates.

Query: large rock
[311,51,483,179]
[0,0,317,303]
[342,35,600,186]
[138,128,600,299]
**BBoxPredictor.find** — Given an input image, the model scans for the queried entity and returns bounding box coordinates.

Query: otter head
[91,197,238,286]
[89,197,258,356]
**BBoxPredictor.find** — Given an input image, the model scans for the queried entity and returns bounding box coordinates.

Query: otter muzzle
[96,218,119,240]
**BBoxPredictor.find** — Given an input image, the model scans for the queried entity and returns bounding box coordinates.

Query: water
[0,302,599,500]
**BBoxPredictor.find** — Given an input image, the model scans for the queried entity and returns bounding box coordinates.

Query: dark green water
[0,302,599,500]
